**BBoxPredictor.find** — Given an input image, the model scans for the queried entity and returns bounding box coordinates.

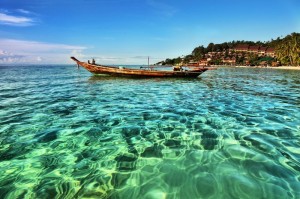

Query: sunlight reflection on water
[0,66,299,198]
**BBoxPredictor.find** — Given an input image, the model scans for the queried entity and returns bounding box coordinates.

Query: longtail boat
[70,57,209,78]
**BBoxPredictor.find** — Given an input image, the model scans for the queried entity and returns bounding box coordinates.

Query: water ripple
[0,66,300,198]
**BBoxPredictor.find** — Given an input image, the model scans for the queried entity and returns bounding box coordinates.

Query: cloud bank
[0,39,87,64]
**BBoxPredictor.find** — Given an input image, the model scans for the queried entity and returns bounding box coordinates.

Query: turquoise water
[0,65,300,199]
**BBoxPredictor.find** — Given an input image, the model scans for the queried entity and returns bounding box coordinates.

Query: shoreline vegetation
[159,32,300,68]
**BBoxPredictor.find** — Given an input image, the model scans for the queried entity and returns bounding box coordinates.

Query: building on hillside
[207,52,217,56]
[234,44,249,52]
[187,60,199,66]
[222,57,236,65]
[258,47,267,56]
[199,59,209,66]
[260,61,268,67]
[244,60,250,66]
[266,48,275,57]
[232,45,276,58]
[272,61,280,67]
[248,46,260,53]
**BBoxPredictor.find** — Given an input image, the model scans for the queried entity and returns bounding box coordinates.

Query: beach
[220,65,300,70]
[268,66,300,70]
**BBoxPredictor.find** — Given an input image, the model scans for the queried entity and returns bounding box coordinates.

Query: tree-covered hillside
[275,33,300,66]
[160,33,300,66]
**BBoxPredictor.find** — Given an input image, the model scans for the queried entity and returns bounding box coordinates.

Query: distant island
[159,32,300,67]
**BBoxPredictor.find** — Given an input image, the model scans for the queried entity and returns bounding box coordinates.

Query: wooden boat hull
[70,57,208,78]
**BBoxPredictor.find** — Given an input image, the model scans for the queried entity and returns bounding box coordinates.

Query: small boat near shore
[70,57,210,78]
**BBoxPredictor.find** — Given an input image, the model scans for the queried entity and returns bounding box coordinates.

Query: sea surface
[0,65,300,199]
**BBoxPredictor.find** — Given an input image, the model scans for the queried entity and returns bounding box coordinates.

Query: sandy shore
[227,66,300,70]
[266,66,300,70]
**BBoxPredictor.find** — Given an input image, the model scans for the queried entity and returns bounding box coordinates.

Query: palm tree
[275,33,300,66]
[290,33,300,66]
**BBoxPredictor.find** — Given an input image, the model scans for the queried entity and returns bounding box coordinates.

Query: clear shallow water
[0,65,300,199]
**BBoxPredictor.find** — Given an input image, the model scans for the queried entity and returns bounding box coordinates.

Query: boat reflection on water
[87,74,206,84]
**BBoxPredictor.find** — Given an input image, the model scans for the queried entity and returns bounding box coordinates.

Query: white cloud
[0,39,160,65]
[71,49,85,59]
[0,12,34,26]
[0,50,25,63]
[0,39,86,53]
[17,9,31,15]
[36,56,42,62]
[0,39,87,64]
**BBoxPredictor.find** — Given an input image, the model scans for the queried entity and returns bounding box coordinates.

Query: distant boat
[70,57,209,78]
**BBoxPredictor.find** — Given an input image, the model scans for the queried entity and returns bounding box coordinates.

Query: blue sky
[0,0,299,64]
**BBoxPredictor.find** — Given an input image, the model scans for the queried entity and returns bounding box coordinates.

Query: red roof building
[234,44,249,52]
[266,48,275,57]
[222,57,236,65]
[258,47,268,55]
[248,46,260,53]
[187,60,199,66]
[199,58,209,66]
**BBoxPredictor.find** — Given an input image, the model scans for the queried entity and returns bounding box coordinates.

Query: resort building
[266,48,275,57]
[258,47,268,56]
[199,59,209,66]
[186,44,277,67]
[248,46,260,53]
[234,44,249,52]
[232,45,275,57]
[187,60,199,66]
[222,57,236,65]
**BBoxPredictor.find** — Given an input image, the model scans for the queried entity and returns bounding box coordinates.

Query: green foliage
[162,57,183,65]
[192,45,205,60]
[158,32,300,66]
[249,53,259,65]
[235,54,245,65]
[210,59,222,65]
[275,33,300,66]
[183,55,194,63]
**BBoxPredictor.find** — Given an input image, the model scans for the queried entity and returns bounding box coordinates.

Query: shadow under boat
[87,74,206,84]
